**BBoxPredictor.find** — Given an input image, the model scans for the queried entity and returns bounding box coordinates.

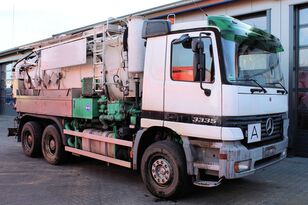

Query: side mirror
[173,34,190,45]
[192,37,211,96]
[192,39,205,82]
[192,38,204,52]
[173,34,192,49]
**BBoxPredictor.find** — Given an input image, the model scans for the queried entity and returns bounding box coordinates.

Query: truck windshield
[208,15,285,88]
[222,38,283,87]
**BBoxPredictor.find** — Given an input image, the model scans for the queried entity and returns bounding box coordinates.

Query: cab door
[164,31,222,140]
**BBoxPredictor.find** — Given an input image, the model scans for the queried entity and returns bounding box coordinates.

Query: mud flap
[7,128,18,137]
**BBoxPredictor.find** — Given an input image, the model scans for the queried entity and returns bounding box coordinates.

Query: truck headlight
[282,149,287,157]
[234,160,251,173]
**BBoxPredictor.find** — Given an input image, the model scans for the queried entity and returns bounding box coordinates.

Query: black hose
[104,71,110,100]
[135,78,140,107]
[13,51,35,72]
[123,27,128,52]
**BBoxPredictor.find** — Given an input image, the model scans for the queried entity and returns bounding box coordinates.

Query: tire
[41,124,67,165]
[141,140,190,199]
[21,121,43,157]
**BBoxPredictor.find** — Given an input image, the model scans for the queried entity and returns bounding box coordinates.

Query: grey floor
[0,115,307,205]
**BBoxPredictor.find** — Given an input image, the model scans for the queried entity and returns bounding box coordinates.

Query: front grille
[223,113,284,147]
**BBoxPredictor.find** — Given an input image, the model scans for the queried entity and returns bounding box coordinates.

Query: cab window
[171,37,214,83]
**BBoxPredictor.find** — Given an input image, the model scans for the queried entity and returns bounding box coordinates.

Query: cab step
[193,178,223,187]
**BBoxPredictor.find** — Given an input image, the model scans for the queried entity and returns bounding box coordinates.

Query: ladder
[92,27,106,92]
[91,21,123,93]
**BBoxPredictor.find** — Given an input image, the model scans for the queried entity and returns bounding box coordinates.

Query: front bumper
[219,136,288,179]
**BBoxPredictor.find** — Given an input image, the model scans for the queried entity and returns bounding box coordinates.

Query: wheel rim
[151,157,173,186]
[23,131,33,150]
[49,139,56,152]
[44,134,56,157]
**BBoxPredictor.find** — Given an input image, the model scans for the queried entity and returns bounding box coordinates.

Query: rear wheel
[41,124,67,165]
[141,140,190,199]
[21,121,42,157]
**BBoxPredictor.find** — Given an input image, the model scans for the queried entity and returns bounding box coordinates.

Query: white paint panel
[141,118,163,128]
[221,127,244,141]
[41,39,87,70]
[164,31,222,116]
[163,31,222,138]
[127,16,146,73]
[238,93,288,116]
[222,85,288,116]
[164,121,221,140]
[141,36,167,112]
[222,85,239,116]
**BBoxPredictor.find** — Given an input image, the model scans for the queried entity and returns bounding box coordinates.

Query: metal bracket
[193,177,224,188]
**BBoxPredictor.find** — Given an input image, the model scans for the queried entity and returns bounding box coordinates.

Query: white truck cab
[140,15,288,189]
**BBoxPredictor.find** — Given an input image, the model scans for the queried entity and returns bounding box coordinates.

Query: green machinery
[73,98,99,119]
[66,77,140,160]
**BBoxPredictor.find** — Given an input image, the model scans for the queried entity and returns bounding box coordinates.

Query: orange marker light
[219,153,228,160]
[130,150,133,159]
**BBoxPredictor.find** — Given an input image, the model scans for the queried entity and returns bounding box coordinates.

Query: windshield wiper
[231,79,267,94]
[266,82,288,94]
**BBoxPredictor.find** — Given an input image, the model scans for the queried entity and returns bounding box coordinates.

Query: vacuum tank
[13,16,145,100]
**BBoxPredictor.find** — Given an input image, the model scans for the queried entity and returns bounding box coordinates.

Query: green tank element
[98,96,140,129]
[64,120,82,149]
[72,98,99,119]
[128,107,141,126]
[98,96,108,113]
[99,101,126,122]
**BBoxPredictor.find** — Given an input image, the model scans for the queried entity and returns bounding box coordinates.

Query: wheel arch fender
[132,126,194,175]
[133,129,147,170]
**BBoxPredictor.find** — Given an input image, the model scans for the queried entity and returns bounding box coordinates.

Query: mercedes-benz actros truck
[11,15,288,199]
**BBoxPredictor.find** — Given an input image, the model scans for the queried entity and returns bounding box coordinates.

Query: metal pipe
[67,137,75,147]
[64,122,75,147]
[134,75,140,107]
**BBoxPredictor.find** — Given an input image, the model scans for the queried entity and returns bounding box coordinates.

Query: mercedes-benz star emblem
[266,118,274,136]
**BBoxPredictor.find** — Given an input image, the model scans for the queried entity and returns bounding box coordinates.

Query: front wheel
[141,140,190,199]
[41,125,67,165]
